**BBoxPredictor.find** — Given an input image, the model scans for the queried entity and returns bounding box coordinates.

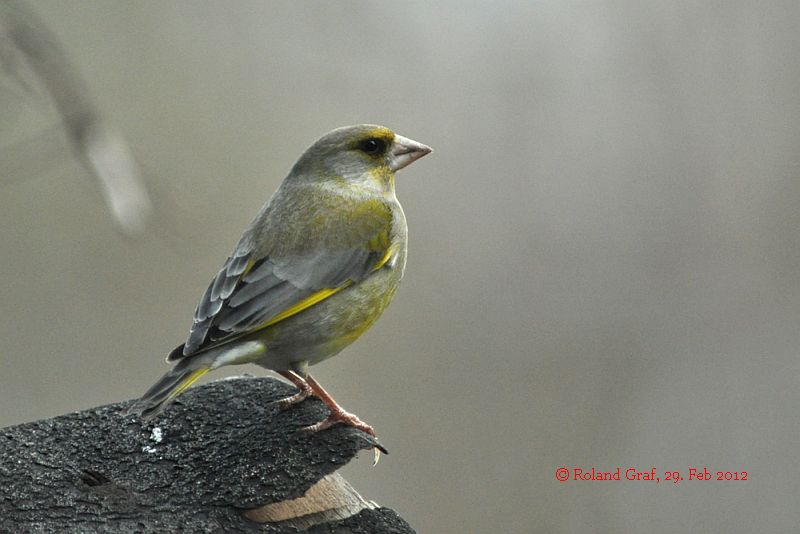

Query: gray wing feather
[270,249,372,289]
[176,243,384,359]
[242,258,277,283]
[183,316,213,356]
[210,253,251,302]
[228,269,283,307]
[183,240,255,355]
[217,281,307,331]
[171,192,392,361]
[194,284,217,321]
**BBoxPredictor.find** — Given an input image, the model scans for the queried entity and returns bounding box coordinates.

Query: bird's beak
[389,135,433,172]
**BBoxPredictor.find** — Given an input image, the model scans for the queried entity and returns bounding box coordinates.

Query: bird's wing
[169,196,395,361]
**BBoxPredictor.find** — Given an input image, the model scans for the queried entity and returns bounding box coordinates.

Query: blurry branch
[0,377,413,533]
[0,0,152,236]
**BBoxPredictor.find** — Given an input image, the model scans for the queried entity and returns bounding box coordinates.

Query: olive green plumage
[131,125,431,421]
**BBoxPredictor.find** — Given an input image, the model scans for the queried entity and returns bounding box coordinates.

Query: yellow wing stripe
[374,245,397,271]
[257,284,351,329]
[240,258,258,278]
[167,367,210,402]
[254,246,397,331]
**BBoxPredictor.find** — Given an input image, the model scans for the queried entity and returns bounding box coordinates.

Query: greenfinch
[130,125,431,442]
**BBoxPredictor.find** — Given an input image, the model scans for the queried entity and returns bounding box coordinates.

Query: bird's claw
[273,389,312,410]
[300,409,374,435]
[298,410,386,463]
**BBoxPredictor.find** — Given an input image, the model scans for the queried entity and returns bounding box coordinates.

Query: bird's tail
[128,358,211,421]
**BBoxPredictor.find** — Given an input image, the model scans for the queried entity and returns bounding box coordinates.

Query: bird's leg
[300,374,375,436]
[275,370,314,409]
[300,374,385,464]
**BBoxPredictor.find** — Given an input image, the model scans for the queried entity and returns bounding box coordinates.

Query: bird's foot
[275,387,313,409]
[301,409,383,465]
[301,407,376,436]
[299,373,385,464]
[275,370,314,409]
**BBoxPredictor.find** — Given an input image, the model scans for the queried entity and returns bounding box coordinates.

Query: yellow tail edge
[167,367,210,402]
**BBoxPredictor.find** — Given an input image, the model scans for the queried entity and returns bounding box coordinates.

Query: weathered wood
[244,473,377,529]
[0,376,413,533]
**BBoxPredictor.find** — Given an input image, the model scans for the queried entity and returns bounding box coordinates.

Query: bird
[129,124,431,448]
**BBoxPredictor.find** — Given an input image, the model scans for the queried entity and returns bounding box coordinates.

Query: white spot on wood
[142,427,163,453]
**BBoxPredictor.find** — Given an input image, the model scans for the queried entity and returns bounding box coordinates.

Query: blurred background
[2,1,799,532]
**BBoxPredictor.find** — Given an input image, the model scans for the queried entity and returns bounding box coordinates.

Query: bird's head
[289,125,432,193]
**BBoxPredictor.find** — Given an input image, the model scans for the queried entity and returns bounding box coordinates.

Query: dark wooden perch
[0,376,414,533]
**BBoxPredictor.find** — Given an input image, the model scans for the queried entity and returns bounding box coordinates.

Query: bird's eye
[359,138,385,155]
